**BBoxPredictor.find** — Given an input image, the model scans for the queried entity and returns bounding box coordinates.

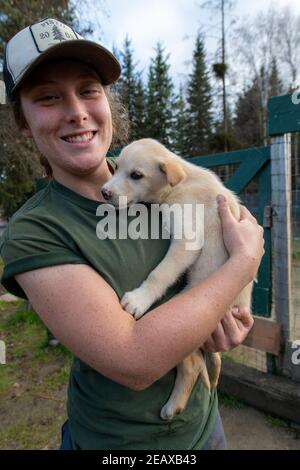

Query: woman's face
[19,59,113,179]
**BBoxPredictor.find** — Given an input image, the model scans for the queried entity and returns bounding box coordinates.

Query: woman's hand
[217,195,265,281]
[202,306,254,352]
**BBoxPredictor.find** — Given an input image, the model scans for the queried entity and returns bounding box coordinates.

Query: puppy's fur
[102,138,253,420]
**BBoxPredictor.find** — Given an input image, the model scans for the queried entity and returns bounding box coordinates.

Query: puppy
[102,138,253,420]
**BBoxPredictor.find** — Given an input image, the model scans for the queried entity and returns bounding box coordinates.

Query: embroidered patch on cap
[30,18,78,52]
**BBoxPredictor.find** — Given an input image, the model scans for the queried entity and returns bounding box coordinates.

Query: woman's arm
[16,197,264,391]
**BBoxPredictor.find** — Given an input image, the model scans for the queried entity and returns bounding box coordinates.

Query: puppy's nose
[101,188,112,201]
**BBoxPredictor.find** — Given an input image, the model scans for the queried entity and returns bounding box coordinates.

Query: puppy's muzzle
[101,188,112,201]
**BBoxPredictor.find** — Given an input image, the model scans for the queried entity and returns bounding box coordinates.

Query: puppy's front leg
[121,240,199,319]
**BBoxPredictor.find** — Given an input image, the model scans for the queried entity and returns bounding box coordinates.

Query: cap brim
[11,39,121,95]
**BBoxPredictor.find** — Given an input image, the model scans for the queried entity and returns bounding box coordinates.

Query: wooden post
[271,134,295,377]
[0,80,5,104]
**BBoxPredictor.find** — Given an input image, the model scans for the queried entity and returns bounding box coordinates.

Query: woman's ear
[20,122,33,138]
[159,160,186,187]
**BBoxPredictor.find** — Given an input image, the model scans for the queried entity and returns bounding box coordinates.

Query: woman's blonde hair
[11,84,130,179]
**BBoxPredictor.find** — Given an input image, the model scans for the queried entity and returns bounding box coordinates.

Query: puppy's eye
[130,171,143,180]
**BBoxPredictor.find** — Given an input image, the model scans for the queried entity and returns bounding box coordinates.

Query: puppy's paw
[160,402,184,421]
[121,289,150,320]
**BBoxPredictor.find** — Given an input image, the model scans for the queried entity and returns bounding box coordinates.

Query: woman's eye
[38,95,59,102]
[82,89,101,96]
[130,171,143,180]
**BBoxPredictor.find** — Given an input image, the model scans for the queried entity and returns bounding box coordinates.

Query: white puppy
[102,138,253,420]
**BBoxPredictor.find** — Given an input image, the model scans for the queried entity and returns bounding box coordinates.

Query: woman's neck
[52,159,113,202]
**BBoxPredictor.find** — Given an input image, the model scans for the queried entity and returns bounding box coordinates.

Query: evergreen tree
[185,34,213,157]
[233,78,263,148]
[117,37,147,141]
[171,84,189,155]
[144,42,175,147]
[118,36,137,135]
[268,57,283,98]
[233,60,282,149]
[131,75,147,140]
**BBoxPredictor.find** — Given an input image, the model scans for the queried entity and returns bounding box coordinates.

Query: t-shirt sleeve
[0,227,88,299]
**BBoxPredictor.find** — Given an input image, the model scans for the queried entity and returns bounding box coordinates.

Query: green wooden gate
[189,147,272,318]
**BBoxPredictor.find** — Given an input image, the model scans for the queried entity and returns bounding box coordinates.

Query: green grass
[265,414,293,433]
[0,300,72,395]
[0,418,62,450]
[0,364,17,393]
[218,392,245,409]
[293,239,300,261]
[3,307,42,328]
[0,299,71,448]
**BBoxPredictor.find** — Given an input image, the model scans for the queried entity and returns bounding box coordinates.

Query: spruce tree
[117,37,148,141]
[233,78,263,148]
[233,60,282,149]
[185,34,213,157]
[131,75,147,140]
[171,84,189,156]
[118,36,137,140]
[268,58,283,98]
[144,42,175,147]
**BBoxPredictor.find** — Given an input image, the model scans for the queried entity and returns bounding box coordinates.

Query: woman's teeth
[64,132,94,143]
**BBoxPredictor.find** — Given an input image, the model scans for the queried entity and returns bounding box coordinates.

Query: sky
[86,0,300,87]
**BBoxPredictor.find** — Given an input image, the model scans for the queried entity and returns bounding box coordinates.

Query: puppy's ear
[159,160,186,187]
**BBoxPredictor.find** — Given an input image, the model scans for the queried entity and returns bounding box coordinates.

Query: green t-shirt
[0,164,217,450]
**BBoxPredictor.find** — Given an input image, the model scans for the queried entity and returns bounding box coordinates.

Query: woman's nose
[65,95,88,124]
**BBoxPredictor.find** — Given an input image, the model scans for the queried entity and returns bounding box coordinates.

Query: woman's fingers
[202,307,254,353]
[211,322,226,346]
[220,310,244,347]
[217,195,236,226]
[231,305,254,330]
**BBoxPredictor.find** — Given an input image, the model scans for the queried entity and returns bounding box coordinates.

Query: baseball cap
[3,17,121,102]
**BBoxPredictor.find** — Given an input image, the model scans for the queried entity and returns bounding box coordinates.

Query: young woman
[1,18,264,450]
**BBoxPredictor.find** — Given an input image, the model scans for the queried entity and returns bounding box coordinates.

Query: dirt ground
[220,403,300,450]
[0,298,299,451]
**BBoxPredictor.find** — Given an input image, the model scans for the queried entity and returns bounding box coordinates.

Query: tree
[231,4,300,144]
[268,58,283,98]
[171,84,189,156]
[117,37,147,141]
[144,43,175,147]
[131,75,147,141]
[276,6,300,88]
[0,106,43,217]
[200,0,236,152]
[233,77,263,149]
[232,59,283,150]
[118,37,137,136]
[185,34,213,157]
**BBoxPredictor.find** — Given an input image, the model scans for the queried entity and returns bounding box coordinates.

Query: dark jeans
[59,420,73,450]
[59,412,227,450]
[201,412,227,450]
